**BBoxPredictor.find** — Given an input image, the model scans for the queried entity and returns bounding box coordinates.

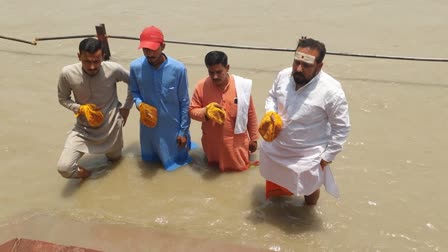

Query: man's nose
[295,63,303,72]
[144,49,155,57]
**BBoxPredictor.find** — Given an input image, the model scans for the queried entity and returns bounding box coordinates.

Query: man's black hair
[204,51,228,67]
[297,38,326,63]
[79,38,103,54]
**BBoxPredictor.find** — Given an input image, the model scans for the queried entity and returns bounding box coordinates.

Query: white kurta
[57,61,133,154]
[259,68,350,197]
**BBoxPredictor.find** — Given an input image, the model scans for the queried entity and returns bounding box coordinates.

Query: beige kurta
[57,61,133,154]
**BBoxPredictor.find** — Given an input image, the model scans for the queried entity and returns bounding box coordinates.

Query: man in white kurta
[259,38,350,205]
[57,38,133,179]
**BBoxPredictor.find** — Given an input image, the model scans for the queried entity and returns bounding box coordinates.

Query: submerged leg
[57,148,91,179]
[304,189,320,205]
[106,149,122,162]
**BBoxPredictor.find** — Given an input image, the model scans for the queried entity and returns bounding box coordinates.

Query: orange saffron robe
[189,75,258,171]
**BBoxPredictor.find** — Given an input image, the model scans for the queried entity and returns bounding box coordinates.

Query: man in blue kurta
[130,25,192,171]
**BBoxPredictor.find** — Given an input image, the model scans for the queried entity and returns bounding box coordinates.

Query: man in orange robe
[189,51,259,172]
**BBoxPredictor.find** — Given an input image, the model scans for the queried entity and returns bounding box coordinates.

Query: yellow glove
[139,102,158,128]
[76,104,104,127]
[258,111,283,142]
[205,102,226,124]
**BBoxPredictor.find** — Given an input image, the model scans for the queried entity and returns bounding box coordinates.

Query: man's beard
[293,72,309,85]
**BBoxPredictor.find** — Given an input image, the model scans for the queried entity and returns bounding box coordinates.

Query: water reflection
[247,185,323,235]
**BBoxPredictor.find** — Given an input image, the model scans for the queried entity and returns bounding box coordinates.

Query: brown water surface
[1,1,447,251]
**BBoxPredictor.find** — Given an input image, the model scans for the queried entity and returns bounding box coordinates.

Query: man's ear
[77,52,81,61]
[160,43,166,51]
[316,62,323,72]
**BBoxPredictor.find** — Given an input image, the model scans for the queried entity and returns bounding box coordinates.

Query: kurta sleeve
[115,64,133,110]
[129,64,143,108]
[57,70,80,113]
[189,80,207,122]
[321,90,351,162]
[247,96,259,141]
[177,68,191,137]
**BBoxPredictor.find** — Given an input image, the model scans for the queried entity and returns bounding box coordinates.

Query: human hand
[205,102,226,124]
[119,108,130,126]
[139,103,158,128]
[249,140,258,153]
[258,111,282,142]
[177,136,187,148]
[320,159,332,171]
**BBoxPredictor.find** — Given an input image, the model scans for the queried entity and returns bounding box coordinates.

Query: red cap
[138,26,164,50]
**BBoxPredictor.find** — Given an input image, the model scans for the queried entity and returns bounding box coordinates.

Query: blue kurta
[130,54,192,171]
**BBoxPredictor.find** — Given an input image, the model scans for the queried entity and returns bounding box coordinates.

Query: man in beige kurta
[189,51,258,172]
[57,38,133,179]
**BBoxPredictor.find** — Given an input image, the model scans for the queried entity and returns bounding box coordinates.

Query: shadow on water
[60,154,123,198]
[60,144,138,197]
[124,141,162,179]
[188,148,223,180]
[135,159,161,179]
[246,184,323,234]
